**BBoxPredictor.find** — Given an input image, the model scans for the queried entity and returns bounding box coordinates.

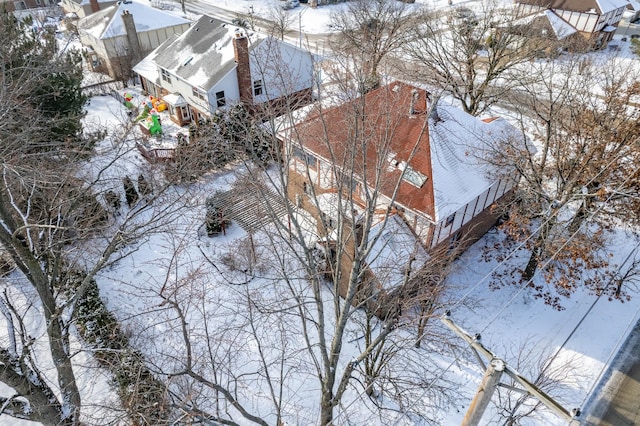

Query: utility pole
[462,358,505,426]
[441,312,581,425]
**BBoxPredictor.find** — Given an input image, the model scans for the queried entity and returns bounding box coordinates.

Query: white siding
[249,39,315,104]
[208,70,240,112]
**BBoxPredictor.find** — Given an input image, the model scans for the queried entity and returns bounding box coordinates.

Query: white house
[60,0,116,19]
[76,1,191,79]
[133,15,316,126]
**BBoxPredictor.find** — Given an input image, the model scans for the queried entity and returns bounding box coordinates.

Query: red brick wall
[232,33,253,106]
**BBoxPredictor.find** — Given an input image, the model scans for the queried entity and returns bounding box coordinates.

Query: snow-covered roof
[290,82,524,223]
[138,15,263,91]
[366,215,429,291]
[163,93,187,106]
[544,9,578,38]
[131,54,158,84]
[627,0,640,11]
[314,192,362,222]
[428,106,522,220]
[510,9,577,39]
[595,0,631,14]
[76,1,190,40]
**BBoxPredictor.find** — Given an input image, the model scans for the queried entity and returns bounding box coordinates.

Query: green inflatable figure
[149,113,162,136]
[124,93,134,109]
[134,104,150,123]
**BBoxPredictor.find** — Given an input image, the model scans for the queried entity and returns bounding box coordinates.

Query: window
[445,213,455,227]
[160,68,172,83]
[293,147,317,169]
[192,87,206,101]
[14,1,26,10]
[402,165,428,188]
[253,79,263,96]
[216,91,226,107]
[36,0,41,5]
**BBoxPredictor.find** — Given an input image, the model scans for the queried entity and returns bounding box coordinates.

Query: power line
[392,161,640,423]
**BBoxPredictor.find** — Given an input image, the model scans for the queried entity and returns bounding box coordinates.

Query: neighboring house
[508,9,578,44]
[283,81,523,264]
[514,0,633,49]
[60,0,116,19]
[76,1,190,80]
[133,15,315,126]
[2,0,62,22]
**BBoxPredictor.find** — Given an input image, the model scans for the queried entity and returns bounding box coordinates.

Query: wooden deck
[209,183,289,233]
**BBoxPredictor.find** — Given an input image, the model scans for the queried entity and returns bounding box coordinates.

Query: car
[281,0,300,9]
[447,6,478,28]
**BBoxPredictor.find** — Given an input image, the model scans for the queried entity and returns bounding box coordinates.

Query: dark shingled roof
[147,15,260,91]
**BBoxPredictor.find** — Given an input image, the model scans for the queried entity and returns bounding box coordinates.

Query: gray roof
[146,15,261,91]
[77,1,190,40]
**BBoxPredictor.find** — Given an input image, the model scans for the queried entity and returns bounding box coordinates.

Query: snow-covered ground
[82,90,640,425]
[3,2,640,425]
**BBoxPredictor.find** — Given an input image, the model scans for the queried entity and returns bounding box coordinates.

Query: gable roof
[367,215,429,291]
[139,15,262,91]
[515,0,629,14]
[289,82,522,221]
[511,9,577,39]
[77,1,190,40]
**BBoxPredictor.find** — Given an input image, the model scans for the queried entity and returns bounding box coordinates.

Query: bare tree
[0,14,190,423]
[329,0,412,92]
[404,1,560,116]
[487,54,640,298]
[492,341,583,425]
[265,3,295,41]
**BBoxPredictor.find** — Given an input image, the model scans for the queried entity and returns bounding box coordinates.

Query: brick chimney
[121,10,142,63]
[89,0,100,13]
[232,30,253,106]
[409,88,428,116]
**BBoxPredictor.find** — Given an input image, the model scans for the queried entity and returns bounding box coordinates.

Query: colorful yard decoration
[149,96,167,112]
[123,92,134,109]
[134,104,150,123]
[148,112,162,136]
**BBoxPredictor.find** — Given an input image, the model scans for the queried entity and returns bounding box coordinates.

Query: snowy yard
[83,90,640,425]
[2,1,640,425]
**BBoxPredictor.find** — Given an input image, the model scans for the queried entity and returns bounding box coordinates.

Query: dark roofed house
[281,81,527,311]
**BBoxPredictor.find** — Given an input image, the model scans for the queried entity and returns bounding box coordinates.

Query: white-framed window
[253,79,263,96]
[160,68,172,83]
[445,213,455,227]
[402,165,428,188]
[192,87,206,101]
[215,91,226,107]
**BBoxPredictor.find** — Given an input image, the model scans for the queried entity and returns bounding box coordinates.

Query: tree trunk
[320,387,335,426]
[0,349,70,425]
[522,216,554,282]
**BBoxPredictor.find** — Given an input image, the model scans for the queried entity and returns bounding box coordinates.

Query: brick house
[281,81,524,303]
[76,1,190,80]
[514,0,633,49]
[133,15,316,127]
